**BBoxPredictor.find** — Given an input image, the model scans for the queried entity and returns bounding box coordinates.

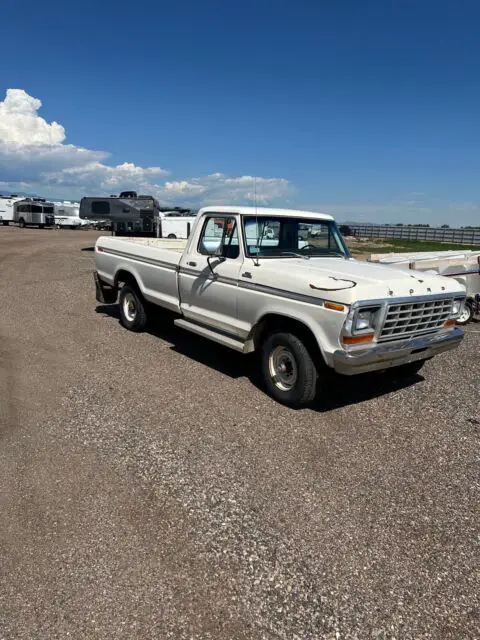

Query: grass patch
[350,238,480,254]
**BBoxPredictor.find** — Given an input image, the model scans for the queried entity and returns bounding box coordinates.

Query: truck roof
[198,206,334,221]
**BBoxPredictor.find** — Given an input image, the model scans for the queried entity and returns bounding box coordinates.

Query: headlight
[345,305,383,335]
[451,298,464,318]
[356,309,376,331]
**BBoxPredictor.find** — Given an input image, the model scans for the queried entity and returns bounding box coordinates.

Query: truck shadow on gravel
[95,305,421,412]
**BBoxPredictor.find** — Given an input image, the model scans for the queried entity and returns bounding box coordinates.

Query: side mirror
[207,245,225,259]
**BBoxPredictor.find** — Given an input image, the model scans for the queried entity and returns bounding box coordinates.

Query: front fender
[252,302,347,367]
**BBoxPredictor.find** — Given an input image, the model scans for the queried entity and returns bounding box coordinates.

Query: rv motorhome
[79,192,196,238]
[13,198,55,228]
[79,192,160,236]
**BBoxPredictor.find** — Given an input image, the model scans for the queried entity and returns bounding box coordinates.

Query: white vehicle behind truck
[369,249,480,325]
[0,194,23,225]
[13,198,55,228]
[53,201,89,229]
[158,214,197,239]
[93,206,466,407]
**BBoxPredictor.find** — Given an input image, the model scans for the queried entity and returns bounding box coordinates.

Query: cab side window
[198,216,239,259]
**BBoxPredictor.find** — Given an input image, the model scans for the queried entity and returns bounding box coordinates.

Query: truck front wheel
[456,301,473,325]
[118,285,148,332]
[261,332,318,408]
[18,218,26,228]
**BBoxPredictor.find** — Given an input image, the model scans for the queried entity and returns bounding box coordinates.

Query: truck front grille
[379,298,453,342]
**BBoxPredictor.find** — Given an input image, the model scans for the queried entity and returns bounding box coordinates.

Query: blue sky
[1,0,480,224]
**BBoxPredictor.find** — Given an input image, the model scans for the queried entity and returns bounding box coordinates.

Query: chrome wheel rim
[123,292,137,322]
[458,306,471,324]
[268,346,298,391]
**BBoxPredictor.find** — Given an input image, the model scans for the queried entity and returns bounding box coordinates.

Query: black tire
[2,221,8,226]
[118,284,148,332]
[456,301,473,325]
[261,331,318,408]
[18,218,25,228]
[167,233,177,239]
[39,224,45,229]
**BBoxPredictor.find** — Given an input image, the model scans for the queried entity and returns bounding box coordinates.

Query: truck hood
[251,257,465,305]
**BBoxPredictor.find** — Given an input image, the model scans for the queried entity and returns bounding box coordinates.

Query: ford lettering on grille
[379,298,453,341]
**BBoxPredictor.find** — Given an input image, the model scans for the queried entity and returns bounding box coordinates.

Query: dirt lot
[0,227,478,639]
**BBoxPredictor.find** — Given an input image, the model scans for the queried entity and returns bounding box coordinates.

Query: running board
[174,318,247,352]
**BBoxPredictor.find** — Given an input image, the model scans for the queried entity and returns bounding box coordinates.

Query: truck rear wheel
[2,221,8,226]
[118,285,148,332]
[261,332,318,408]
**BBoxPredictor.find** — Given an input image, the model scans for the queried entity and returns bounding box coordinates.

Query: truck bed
[96,235,186,262]
[112,236,188,252]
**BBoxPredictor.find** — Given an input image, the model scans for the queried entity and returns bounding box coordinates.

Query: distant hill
[0,190,37,198]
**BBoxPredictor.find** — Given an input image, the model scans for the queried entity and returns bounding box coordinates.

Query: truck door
[178,214,249,338]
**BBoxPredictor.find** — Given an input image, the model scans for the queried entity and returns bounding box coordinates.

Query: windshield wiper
[321,251,346,258]
[304,251,347,258]
[280,251,310,260]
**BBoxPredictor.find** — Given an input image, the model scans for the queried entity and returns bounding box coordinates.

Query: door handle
[187,261,197,267]
[242,271,252,278]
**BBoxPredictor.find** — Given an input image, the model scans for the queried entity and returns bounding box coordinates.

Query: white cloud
[0,89,65,145]
[157,174,290,205]
[0,88,291,206]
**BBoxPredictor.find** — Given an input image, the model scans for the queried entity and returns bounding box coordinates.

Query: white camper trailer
[0,195,23,225]
[13,198,55,228]
[369,249,480,324]
[53,201,88,229]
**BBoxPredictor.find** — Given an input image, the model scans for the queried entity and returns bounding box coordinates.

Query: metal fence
[347,224,480,246]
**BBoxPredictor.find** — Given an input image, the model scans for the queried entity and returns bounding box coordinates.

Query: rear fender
[113,264,144,293]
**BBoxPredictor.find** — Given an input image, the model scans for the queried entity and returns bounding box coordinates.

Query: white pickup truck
[94,206,465,407]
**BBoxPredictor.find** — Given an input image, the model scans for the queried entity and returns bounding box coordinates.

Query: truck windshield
[242,216,349,259]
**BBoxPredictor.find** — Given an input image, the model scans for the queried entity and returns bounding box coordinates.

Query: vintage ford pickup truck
[94,206,465,407]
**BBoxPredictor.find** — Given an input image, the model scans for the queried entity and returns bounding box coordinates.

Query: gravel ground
[0,226,478,639]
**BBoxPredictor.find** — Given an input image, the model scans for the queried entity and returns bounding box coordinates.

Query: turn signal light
[324,302,345,312]
[444,319,456,328]
[342,334,374,345]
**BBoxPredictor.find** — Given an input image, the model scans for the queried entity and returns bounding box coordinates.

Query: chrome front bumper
[333,327,464,375]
